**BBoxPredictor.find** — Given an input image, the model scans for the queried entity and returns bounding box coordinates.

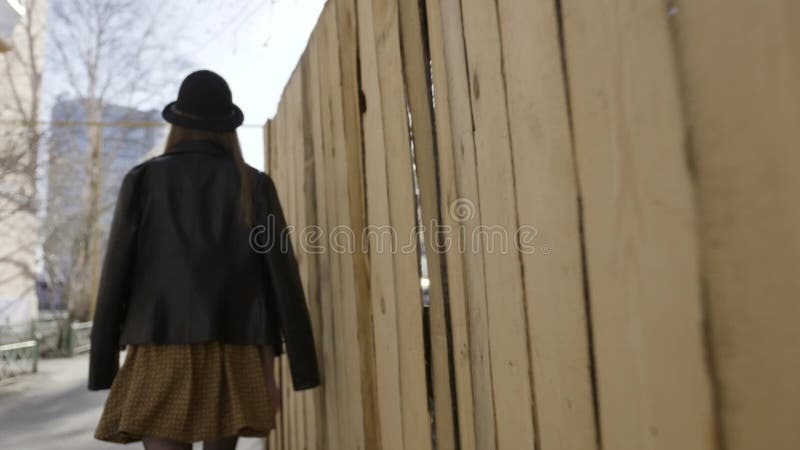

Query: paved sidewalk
[0,351,265,450]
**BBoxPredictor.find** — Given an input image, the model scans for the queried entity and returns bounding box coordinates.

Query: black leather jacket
[88,139,320,392]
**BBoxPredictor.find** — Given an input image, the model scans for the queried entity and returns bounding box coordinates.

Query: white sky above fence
[41,0,326,171]
[191,0,326,169]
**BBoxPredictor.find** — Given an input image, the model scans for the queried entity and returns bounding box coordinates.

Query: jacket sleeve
[262,263,284,358]
[256,171,321,390]
[88,165,144,391]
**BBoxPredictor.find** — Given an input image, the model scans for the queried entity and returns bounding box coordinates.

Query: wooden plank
[282,74,297,450]
[299,46,322,450]
[269,421,277,450]
[324,6,368,450]
[315,12,346,450]
[368,0,432,449]
[289,68,307,450]
[276,70,297,450]
[421,1,479,450]
[279,354,286,450]
[458,0,538,448]
[263,117,272,450]
[669,1,800,449]
[494,0,599,449]
[559,1,716,449]
[356,0,406,448]
[318,6,367,450]
[281,87,297,450]
[277,93,291,450]
[275,89,287,450]
[268,111,283,450]
[269,105,279,178]
[395,1,456,449]
[298,59,314,450]
[263,120,273,450]
[334,0,382,448]
[429,0,495,448]
[307,28,340,450]
[263,120,271,173]
[296,66,308,450]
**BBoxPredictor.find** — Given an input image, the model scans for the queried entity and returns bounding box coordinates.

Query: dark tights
[142,434,239,450]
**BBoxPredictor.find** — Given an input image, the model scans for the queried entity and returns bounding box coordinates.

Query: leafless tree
[44,0,194,321]
[1,0,43,205]
[0,0,47,335]
[3,0,263,328]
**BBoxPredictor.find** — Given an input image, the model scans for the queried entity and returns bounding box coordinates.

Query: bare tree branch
[43,0,193,320]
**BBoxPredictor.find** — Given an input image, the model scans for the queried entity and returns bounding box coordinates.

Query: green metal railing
[0,317,93,383]
[65,321,92,356]
[0,340,39,383]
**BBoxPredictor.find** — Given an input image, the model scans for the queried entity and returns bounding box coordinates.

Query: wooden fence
[262,1,800,450]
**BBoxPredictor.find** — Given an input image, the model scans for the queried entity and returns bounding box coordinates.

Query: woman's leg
[203,434,239,450]
[142,436,192,450]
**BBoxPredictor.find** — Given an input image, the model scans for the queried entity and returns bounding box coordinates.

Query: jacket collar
[165,139,232,158]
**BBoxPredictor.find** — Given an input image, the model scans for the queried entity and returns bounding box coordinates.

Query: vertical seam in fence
[336,0,381,447]
[396,0,443,447]
[419,0,464,449]
[454,1,500,449]
[491,0,540,448]
[662,9,724,450]
[553,0,603,448]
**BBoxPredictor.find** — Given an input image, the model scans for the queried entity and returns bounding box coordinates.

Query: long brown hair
[163,125,254,227]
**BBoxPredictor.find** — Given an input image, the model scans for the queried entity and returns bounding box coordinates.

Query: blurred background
[0,1,323,448]
[2,1,799,450]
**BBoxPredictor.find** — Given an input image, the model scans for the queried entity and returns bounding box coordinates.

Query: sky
[41,0,327,171]
[187,0,327,169]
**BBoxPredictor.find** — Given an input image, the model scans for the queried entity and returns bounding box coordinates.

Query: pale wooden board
[421,1,478,450]
[279,70,294,450]
[559,1,716,449]
[263,118,274,450]
[284,74,299,450]
[432,1,496,448]
[459,0,538,448]
[324,6,368,450]
[315,11,348,450]
[296,64,309,450]
[267,112,283,450]
[670,1,800,449]
[356,0,406,447]
[287,75,299,450]
[299,47,322,450]
[319,5,367,450]
[495,0,599,448]
[279,354,286,450]
[268,119,272,172]
[282,86,297,450]
[292,72,302,450]
[307,26,342,450]
[290,67,309,450]
[273,98,290,450]
[334,0,383,448]
[368,0,433,449]
[396,0,456,449]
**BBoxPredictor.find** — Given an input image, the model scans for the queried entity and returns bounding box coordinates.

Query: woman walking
[87,69,320,450]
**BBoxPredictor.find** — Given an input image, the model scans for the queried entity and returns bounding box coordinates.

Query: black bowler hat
[162,70,244,132]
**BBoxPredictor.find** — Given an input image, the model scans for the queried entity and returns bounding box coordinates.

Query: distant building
[41,99,164,309]
[0,1,24,52]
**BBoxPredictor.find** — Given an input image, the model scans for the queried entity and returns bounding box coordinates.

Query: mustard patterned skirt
[94,341,276,444]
